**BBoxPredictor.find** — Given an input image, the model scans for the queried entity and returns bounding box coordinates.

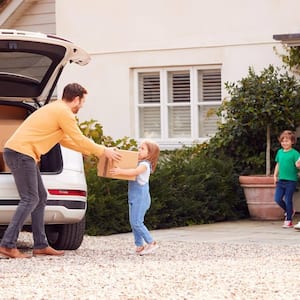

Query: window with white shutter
[134,66,221,146]
[198,70,221,136]
[138,72,161,138]
[168,71,191,137]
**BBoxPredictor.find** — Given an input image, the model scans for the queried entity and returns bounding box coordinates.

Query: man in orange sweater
[0,83,121,259]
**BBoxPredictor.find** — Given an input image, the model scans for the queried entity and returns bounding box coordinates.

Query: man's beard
[72,107,80,114]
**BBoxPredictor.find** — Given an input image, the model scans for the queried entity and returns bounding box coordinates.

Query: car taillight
[48,189,87,197]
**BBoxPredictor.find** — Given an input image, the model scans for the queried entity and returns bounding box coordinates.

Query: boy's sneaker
[140,241,159,255]
[282,220,293,228]
[294,222,300,230]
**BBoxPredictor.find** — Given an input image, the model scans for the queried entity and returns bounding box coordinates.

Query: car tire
[45,217,86,250]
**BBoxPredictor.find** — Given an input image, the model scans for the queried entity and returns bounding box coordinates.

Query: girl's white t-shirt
[136,161,150,185]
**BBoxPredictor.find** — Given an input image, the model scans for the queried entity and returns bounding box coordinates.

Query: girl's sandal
[135,246,144,254]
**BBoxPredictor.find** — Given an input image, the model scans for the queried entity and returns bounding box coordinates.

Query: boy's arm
[274,163,279,184]
[296,156,300,168]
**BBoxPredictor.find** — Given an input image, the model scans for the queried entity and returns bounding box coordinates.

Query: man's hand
[104,147,122,162]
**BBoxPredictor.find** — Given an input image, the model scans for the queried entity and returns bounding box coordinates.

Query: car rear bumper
[0,199,86,225]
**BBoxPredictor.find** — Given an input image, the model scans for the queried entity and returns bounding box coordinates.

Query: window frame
[133,65,222,148]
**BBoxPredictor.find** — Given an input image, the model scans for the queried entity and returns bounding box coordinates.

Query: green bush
[84,172,130,235]
[148,146,247,229]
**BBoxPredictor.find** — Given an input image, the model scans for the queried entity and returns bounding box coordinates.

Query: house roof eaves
[273,33,300,47]
[0,0,37,28]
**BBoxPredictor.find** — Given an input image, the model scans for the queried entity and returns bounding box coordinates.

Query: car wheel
[45,217,86,250]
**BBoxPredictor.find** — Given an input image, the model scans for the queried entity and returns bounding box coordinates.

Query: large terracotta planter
[239,175,283,220]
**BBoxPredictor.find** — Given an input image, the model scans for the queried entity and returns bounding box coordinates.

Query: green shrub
[85,172,130,235]
[148,146,247,229]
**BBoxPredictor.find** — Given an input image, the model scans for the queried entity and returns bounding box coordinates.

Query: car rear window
[0,52,52,83]
[0,40,66,98]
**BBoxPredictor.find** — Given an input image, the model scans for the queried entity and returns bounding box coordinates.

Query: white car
[0,29,91,250]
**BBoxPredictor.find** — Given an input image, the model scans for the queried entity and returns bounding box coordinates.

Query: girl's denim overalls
[128,161,153,247]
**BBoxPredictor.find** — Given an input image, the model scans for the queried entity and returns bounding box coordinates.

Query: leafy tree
[208,64,300,176]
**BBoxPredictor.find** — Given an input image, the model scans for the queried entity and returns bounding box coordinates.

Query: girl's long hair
[141,140,160,173]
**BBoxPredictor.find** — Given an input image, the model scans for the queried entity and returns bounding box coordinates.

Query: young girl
[274,130,300,228]
[110,140,160,255]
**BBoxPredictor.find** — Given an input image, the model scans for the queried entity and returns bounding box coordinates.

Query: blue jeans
[0,148,48,249]
[274,180,297,221]
[128,180,153,247]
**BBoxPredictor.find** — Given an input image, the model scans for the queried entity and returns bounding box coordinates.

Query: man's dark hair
[62,83,87,101]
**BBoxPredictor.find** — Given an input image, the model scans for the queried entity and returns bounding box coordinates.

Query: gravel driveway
[1,221,300,299]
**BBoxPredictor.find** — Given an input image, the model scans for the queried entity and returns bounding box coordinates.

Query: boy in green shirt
[274,130,300,228]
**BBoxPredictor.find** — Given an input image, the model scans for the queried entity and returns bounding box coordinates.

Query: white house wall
[55,0,300,142]
[55,0,299,52]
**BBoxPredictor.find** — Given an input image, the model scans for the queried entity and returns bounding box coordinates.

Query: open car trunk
[0,102,63,173]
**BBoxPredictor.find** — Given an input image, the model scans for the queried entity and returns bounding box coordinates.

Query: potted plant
[216,64,300,220]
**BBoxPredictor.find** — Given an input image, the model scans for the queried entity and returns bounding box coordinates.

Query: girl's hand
[296,158,300,168]
[110,167,122,175]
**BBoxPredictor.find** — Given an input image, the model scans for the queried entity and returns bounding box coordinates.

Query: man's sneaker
[282,220,293,228]
[140,241,159,255]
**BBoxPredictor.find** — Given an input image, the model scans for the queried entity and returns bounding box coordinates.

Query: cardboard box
[0,105,27,120]
[0,120,22,150]
[97,149,138,181]
[0,120,22,172]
